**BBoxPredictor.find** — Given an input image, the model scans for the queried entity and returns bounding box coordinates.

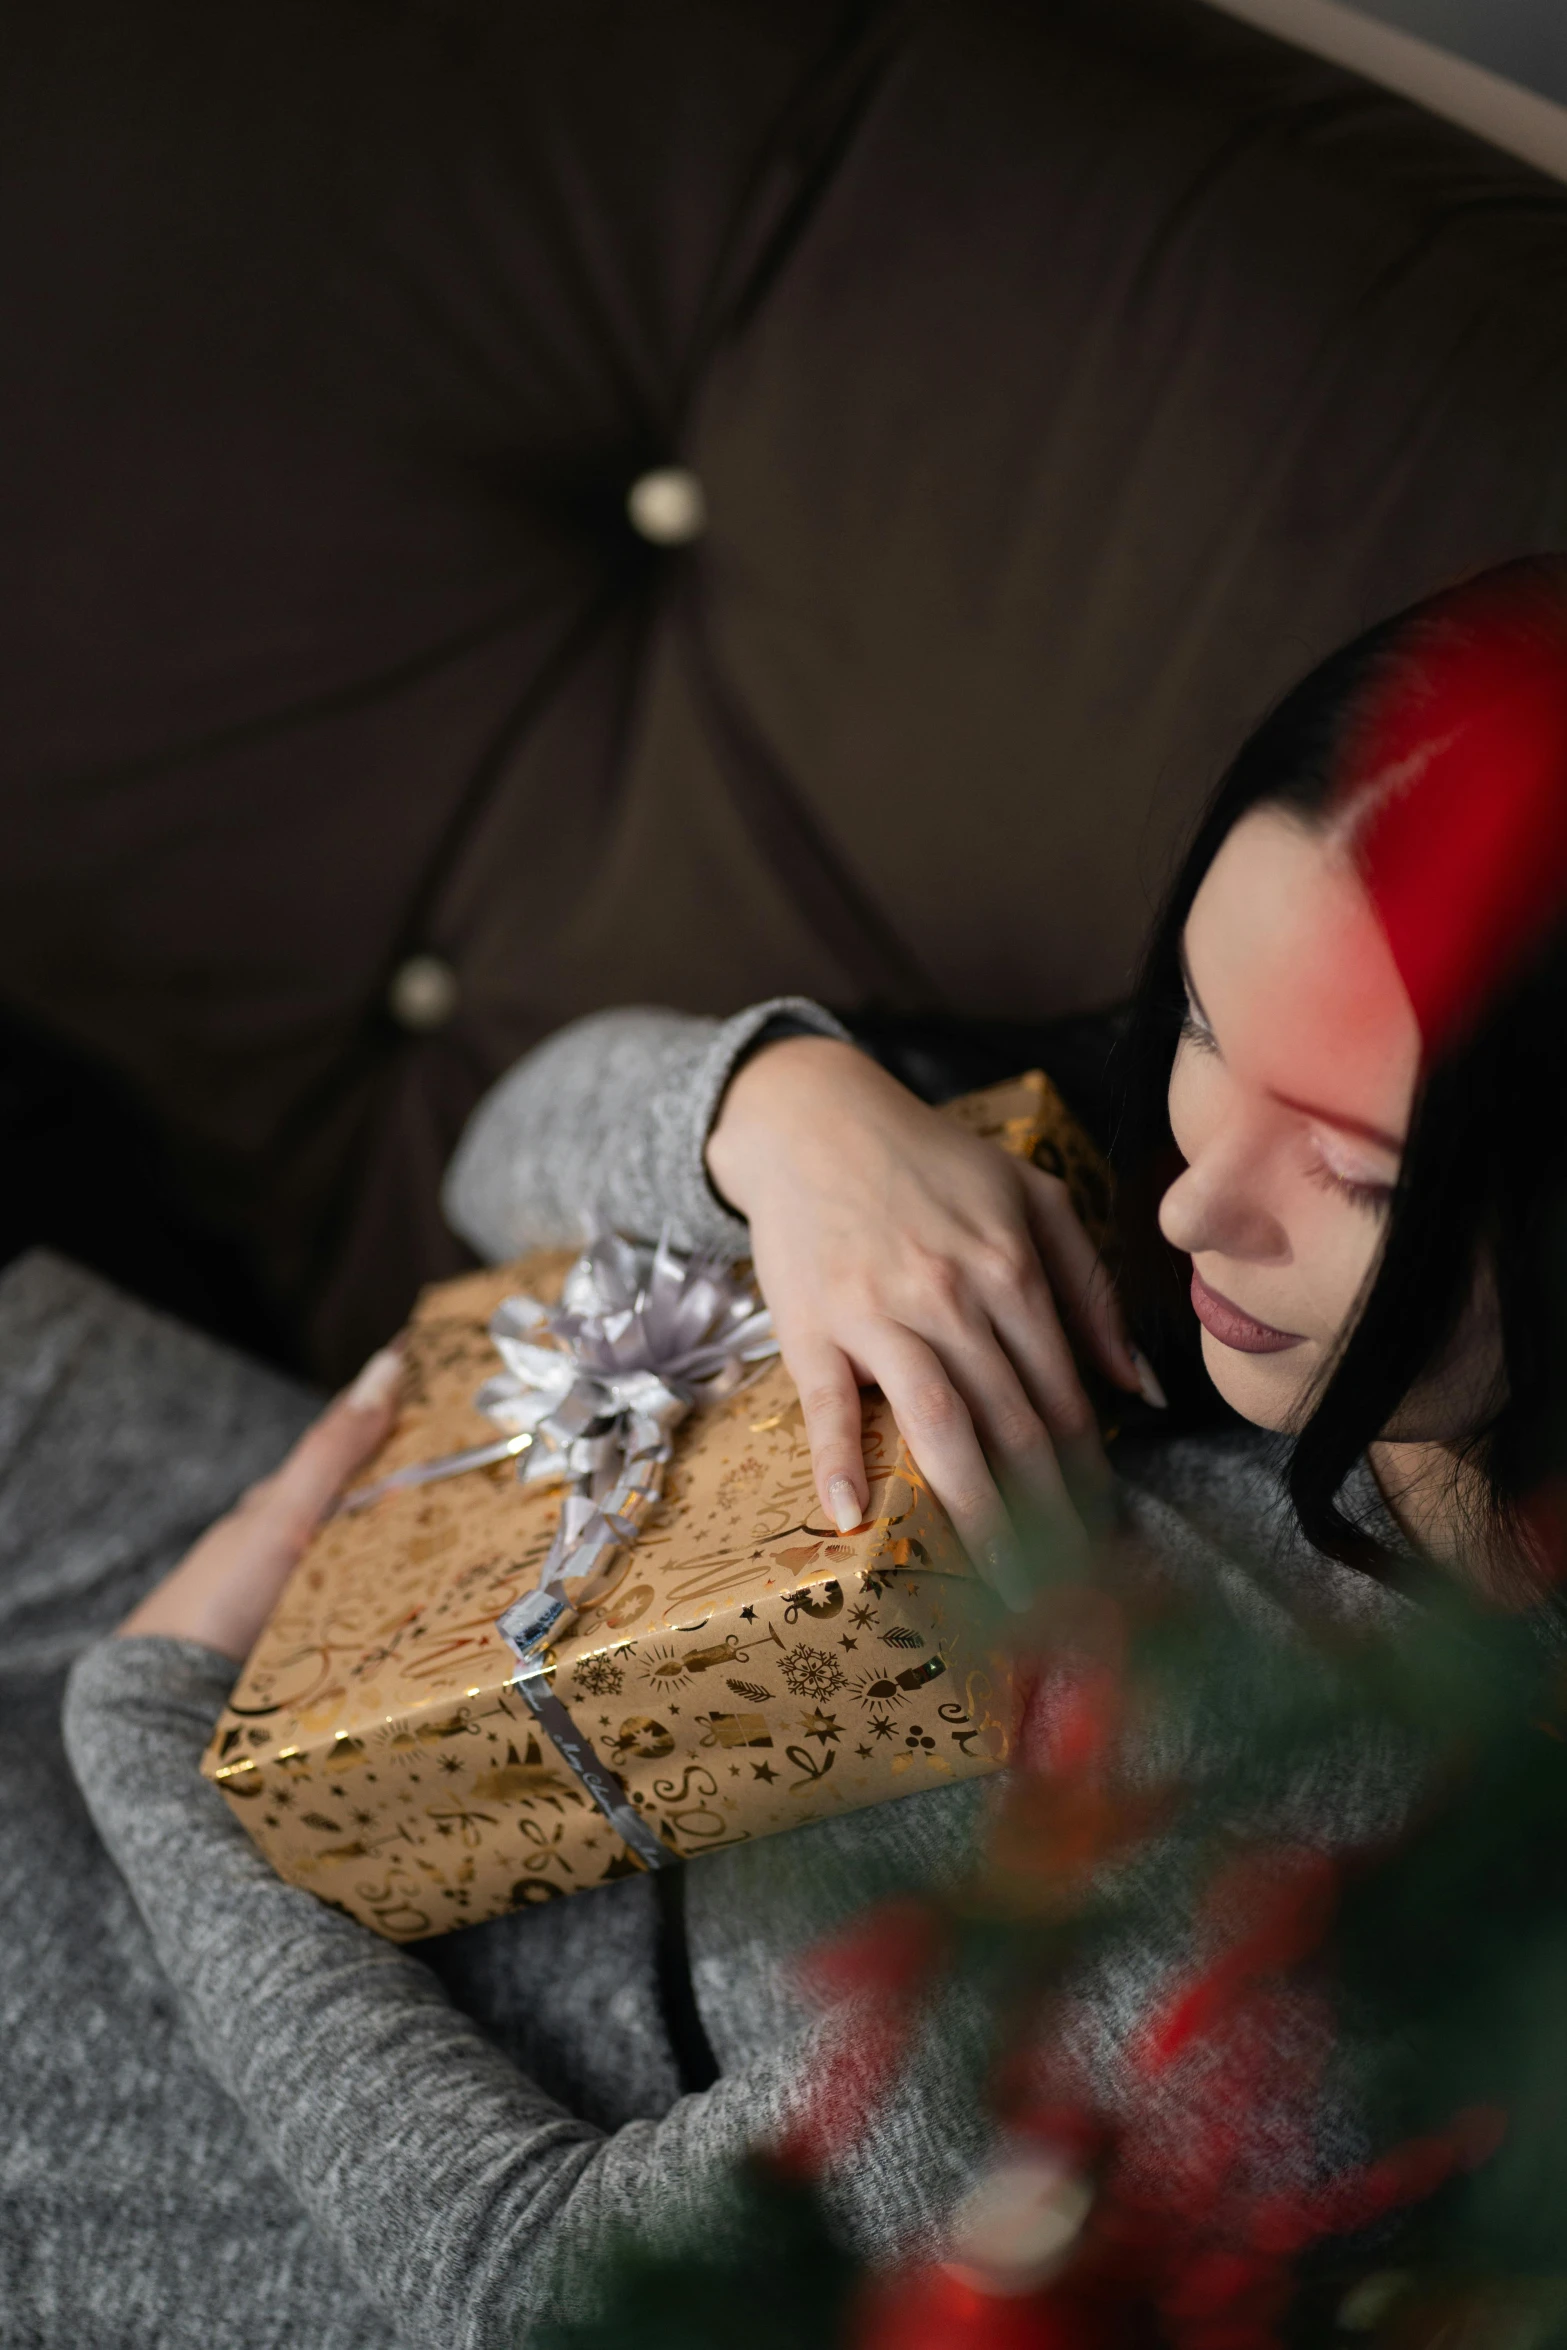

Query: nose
[1158,1128,1289,1265]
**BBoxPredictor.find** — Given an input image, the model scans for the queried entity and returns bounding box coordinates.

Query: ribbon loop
[337,1232,777,1872]
[340,1230,778,1665]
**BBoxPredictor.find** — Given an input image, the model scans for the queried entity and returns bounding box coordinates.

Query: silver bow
[342,1232,777,1661]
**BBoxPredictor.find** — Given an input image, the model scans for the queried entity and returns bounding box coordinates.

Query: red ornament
[855,2264,1138,2350]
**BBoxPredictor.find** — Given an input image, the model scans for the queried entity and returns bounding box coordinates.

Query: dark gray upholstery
[3,0,1566,1375]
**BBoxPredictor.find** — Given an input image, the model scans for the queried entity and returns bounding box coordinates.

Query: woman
[39,559,1567,2347]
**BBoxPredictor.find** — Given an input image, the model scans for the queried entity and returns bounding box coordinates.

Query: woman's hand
[706,1037,1160,1576]
[117,1349,403,1662]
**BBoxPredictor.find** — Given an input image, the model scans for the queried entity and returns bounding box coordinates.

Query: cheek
[1284,1187,1387,1329]
[1165,1044,1386,1332]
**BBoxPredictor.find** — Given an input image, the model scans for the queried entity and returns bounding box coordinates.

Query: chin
[1198,1330,1312,1433]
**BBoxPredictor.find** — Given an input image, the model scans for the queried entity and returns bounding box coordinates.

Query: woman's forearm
[62,1636,980,2348]
[61,1639,775,2344]
[441,1000,848,1265]
[444,996,1144,1565]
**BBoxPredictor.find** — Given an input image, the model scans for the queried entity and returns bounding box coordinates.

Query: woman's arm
[61,1637,774,2347]
[64,1635,987,2349]
[443,1001,1156,1566]
[75,1397,989,2350]
[442,999,849,1265]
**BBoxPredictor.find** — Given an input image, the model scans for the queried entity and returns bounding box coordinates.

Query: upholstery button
[626,466,706,545]
[388,954,460,1033]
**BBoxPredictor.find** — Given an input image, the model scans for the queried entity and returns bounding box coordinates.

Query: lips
[1189,1268,1307,1356]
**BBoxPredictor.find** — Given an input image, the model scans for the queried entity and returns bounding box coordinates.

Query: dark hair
[1117,558,1567,1573]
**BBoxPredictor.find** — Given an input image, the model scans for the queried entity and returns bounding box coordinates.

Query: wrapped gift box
[202,1071,1099,1939]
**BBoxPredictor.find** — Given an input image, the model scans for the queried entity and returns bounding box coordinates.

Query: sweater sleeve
[62,1636,989,2350]
[441,998,850,1265]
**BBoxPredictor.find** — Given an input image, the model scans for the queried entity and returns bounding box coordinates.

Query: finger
[969,1246,1106,1468]
[860,1320,1013,1569]
[868,1324,1069,1607]
[916,1313,1079,1520]
[265,1348,403,1543]
[976,1286,1112,1509]
[1020,1165,1146,1396]
[782,1333,871,1533]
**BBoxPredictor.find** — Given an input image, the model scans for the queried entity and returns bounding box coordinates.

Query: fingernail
[1129,1348,1168,1411]
[347,1347,403,1413]
[827,1477,865,1534]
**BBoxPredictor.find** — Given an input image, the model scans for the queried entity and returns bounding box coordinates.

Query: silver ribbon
[341,1232,778,1872]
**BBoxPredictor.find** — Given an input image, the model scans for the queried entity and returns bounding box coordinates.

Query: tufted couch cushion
[4,0,1567,1375]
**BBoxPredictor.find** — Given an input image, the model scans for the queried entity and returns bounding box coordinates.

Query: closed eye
[1178,995,1219,1056]
[1176,947,1220,1057]
[1303,1152,1393,1215]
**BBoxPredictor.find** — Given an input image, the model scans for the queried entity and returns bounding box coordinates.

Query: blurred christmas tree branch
[535,1215,1567,2350]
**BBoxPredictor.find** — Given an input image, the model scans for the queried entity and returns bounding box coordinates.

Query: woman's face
[1159,807,1422,1433]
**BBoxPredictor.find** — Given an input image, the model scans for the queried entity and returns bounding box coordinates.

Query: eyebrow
[1270,1094,1405,1154]
[1177,943,1404,1156]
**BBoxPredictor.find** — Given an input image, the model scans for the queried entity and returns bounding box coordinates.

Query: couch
[4,0,1566,1377]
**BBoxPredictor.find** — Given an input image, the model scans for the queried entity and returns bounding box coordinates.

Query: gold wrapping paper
[201,1071,1104,1940]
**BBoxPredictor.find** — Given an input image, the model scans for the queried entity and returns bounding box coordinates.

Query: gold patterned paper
[201,1071,1102,1940]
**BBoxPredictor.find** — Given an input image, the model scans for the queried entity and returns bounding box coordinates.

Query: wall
[1204,0,1567,183]
[1347,0,1567,106]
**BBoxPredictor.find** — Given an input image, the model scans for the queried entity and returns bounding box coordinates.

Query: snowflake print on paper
[573,1656,625,1701]
[778,1644,846,1703]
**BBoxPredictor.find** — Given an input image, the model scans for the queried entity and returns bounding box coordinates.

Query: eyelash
[1303,1154,1393,1216]
[1178,1009,1217,1054]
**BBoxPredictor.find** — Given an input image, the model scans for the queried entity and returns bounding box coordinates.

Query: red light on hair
[1338,574,1567,1049]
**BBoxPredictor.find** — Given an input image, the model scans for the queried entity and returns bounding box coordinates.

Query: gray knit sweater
[8,1002,1404,2350]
